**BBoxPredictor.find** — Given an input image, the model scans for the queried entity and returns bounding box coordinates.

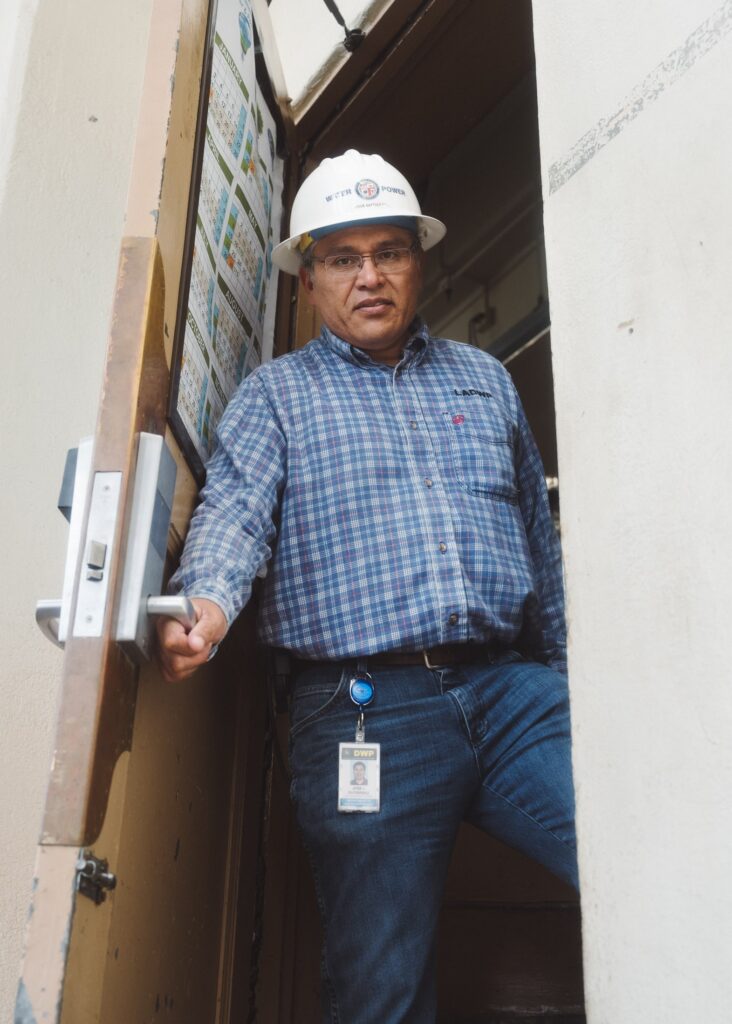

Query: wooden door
[15,2,274,1020]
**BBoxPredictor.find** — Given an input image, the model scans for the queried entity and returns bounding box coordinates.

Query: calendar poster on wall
[170,0,284,479]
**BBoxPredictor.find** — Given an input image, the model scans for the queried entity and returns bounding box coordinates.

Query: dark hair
[300,243,316,271]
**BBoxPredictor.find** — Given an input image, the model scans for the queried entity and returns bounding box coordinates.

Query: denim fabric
[289,654,577,1024]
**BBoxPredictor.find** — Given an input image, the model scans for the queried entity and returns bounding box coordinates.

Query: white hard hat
[272,149,447,275]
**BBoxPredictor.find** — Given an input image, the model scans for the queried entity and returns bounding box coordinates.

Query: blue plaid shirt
[171,321,566,672]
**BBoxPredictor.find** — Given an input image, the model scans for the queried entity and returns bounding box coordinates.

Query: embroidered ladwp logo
[453,387,492,399]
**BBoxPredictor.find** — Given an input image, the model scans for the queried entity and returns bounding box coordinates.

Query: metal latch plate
[73,472,121,637]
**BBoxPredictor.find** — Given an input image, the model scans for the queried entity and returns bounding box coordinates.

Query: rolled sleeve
[514,393,567,674]
[168,374,287,627]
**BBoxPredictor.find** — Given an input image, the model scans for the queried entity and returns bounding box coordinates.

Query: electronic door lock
[115,433,180,662]
[35,437,96,650]
[36,433,193,663]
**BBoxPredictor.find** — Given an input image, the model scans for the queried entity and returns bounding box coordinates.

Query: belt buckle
[422,648,443,669]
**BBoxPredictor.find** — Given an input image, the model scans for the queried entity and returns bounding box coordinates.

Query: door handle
[35,596,197,649]
[35,600,63,648]
[146,595,197,631]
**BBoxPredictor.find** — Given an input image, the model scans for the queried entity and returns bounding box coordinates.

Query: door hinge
[75,851,117,904]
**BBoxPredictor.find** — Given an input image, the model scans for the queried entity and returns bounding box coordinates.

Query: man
[158,150,577,1023]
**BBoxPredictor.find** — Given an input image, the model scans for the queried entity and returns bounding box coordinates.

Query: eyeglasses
[312,244,418,277]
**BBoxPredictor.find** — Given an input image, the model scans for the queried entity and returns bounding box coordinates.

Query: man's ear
[299,265,315,301]
[413,245,425,293]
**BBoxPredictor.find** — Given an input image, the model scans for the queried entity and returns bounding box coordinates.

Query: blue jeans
[289,652,578,1024]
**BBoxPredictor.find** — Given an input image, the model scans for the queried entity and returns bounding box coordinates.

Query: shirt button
[424,478,433,488]
[448,613,459,626]
[438,542,447,553]
[410,421,418,429]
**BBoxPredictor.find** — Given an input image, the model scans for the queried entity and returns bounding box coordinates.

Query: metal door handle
[146,596,197,631]
[35,600,63,648]
[36,596,196,649]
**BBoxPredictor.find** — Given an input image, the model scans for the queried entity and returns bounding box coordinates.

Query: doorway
[250,1,583,1021]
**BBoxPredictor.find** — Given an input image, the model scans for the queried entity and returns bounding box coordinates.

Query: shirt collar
[319,318,431,370]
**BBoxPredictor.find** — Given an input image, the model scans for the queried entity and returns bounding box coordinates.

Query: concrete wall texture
[533,1,732,1020]
[0,0,153,1017]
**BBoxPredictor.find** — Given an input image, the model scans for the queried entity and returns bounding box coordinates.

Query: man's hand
[155,597,228,683]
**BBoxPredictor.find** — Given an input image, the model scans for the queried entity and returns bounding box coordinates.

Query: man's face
[299,224,423,365]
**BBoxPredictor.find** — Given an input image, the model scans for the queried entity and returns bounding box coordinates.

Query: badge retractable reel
[349,668,374,742]
[338,664,380,814]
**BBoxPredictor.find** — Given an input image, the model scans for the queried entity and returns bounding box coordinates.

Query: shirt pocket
[444,411,519,503]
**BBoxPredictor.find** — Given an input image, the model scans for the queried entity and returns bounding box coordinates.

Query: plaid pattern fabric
[170,321,566,672]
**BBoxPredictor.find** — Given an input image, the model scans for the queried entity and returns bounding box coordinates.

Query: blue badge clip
[349,674,374,708]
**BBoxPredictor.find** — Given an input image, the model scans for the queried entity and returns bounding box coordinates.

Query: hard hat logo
[355,179,380,200]
[324,189,353,203]
[272,149,447,275]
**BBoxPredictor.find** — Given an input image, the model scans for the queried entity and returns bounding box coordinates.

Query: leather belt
[293,643,500,673]
[368,643,499,669]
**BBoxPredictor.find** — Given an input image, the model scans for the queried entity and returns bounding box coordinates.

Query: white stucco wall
[533,2,732,1020]
[0,1,37,209]
[0,0,153,1016]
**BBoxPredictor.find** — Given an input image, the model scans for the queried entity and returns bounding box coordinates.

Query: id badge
[337,742,381,813]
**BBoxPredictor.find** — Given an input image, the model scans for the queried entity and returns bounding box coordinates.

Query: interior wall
[420,76,546,351]
[0,1,154,1017]
[533,2,732,1021]
[428,249,543,350]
